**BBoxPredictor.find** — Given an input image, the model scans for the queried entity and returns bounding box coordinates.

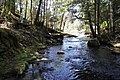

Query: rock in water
[34,52,43,59]
[69,46,72,48]
[87,38,100,47]
[57,50,65,54]
[40,58,52,62]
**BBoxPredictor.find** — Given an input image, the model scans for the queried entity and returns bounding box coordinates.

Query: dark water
[23,35,120,80]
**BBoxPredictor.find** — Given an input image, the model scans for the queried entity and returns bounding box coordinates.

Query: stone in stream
[57,50,65,54]
[40,58,52,62]
[87,38,100,47]
[47,67,55,71]
[69,46,72,48]
[34,52,43,59]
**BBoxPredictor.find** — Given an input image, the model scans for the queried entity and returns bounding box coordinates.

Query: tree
[24,0,28,19]
[97,0,100,36]
[59,12,65,30]
[94,0,97,35]
[30,0,33,24]
[34,0,42,25]
[87,1,96,38]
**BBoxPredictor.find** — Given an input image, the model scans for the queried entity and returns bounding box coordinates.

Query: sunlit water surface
[23,33,120,80]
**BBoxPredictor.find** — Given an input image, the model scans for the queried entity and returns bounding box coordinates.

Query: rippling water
[24,34,120,80]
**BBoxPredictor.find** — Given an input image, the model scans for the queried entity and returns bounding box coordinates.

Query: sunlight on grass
[0,23,10,30]
[113,43,120,47]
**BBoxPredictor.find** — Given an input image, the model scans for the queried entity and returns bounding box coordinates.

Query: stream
[23,34,120,80]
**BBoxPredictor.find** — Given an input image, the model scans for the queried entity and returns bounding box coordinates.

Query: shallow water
[24,35,120,80]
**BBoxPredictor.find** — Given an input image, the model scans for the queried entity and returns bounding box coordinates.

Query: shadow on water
[23,35,120,80]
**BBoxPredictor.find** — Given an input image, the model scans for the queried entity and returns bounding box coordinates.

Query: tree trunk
[97,0,100,36]
[59,13,65,30]
[48,0,51,28]
[106,1,111,33]
[109,1,113,33]
[20,0,22,14]
[30,0,32,24]
[112,1,116,37]
[46,0,48,27]
[88,11,96,38]
[40,6,43,21]
[94,0,97,35]
[43,0,46,24]
[34,0,42,24]
[87,1,96,38]
[62,19,66,31]
[24,0,28,19]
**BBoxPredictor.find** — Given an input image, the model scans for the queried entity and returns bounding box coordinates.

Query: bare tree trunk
[59,13,65,30]
[88,11,96,38]
[45,0,48,27]
[20,0,22,14]
[19,0,24,23]
[112,1,116,37]
[34,0,42,24]
[94,0,97,35]
[97,0,100,36]
[106,1,111,33]
[48,0,51,28]
[24,0,28,19]
[30,0,32,24]
[106,9,110,33]
[62,19,66,31]
[40,6,43,21]
[43,0,46,24]
[109,1,113,33]
[87,2,96,38]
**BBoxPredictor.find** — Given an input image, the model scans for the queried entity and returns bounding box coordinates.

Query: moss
[0,28,29,79]
[0,47,28,74]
